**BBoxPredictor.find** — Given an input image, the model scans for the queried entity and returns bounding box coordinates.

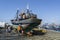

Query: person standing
[8,26,11,33]
[17,24,22,35]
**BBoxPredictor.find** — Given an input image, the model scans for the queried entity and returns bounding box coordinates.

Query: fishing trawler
[11,6,42,32]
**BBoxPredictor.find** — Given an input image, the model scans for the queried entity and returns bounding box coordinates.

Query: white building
[0,22,6,28]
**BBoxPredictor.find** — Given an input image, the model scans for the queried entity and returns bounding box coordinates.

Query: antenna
[27,4,29,9]
[26,4,30,13]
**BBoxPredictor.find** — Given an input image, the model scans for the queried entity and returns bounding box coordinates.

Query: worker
[10,26,13,32]
[8,26,11,33]
[17,24,22,35]
[22,13,26,19]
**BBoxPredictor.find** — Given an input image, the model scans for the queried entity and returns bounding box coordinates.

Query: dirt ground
[0,29,60,40]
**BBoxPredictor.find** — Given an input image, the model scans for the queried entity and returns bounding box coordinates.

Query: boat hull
[11,18,42,32]
[11,18,42,25]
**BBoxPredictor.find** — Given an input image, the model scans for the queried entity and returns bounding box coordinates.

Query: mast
[16,8,19,20]
[26,4,30,13]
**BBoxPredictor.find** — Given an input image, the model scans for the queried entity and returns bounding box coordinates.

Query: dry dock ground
[0,29,60,40]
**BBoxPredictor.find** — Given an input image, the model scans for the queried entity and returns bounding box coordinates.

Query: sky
[0,0,60,24]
